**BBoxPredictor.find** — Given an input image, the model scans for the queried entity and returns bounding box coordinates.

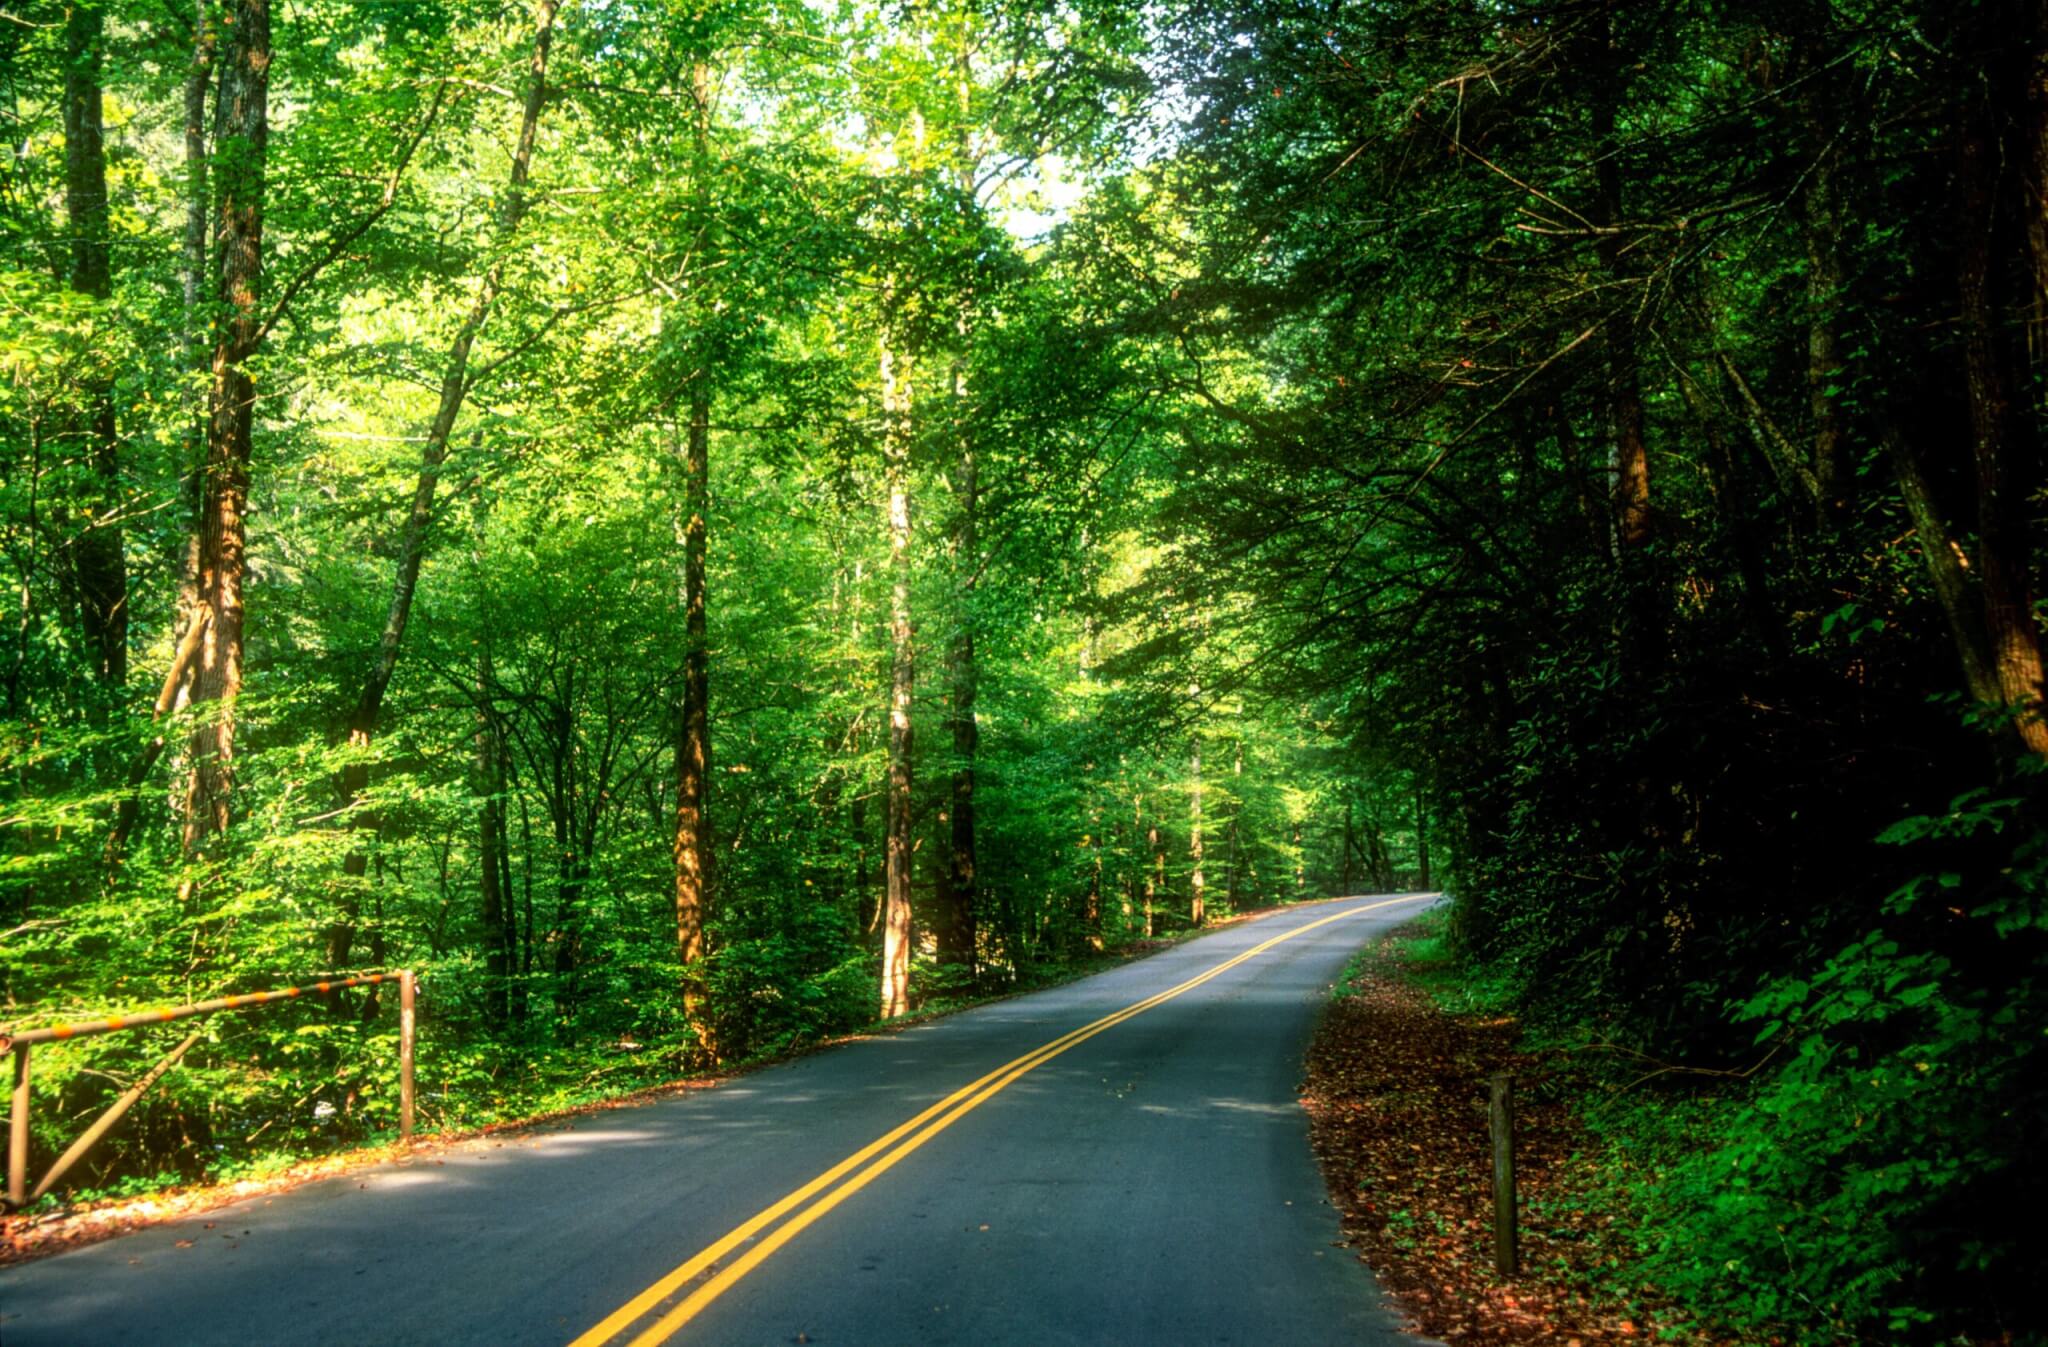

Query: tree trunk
[1798,56,1849,518]
[64,0,125,689]
[1956,74,2048,757]
[1189,736,1205,926]
[669,56,718,1046]
[880,314,915,1020]
[1589,14,1650,552]
[1085,793,1103,951]
[1225,737,1242,907]
[939,42,979,979]
[170,0,214,716]
[1148,817,1162,937]
[477,639,510,1029]
[1341,798,1354,894]
[329,0,559,964]
[1414,785,1431,890]
[941,416,978,975]
[2029,1,2048,401]
[180,0,269,854]
[674,382,711,1030]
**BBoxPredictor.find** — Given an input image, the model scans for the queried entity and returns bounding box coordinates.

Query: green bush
[1636,784,2048,1343]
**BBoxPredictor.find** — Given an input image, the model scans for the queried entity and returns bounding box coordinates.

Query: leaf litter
[1300,927,1758,1347]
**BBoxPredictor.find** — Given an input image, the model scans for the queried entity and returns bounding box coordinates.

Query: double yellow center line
[569,893,1430,1347]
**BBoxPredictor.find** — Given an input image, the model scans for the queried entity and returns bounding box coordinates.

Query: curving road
[1,894,1436,1346]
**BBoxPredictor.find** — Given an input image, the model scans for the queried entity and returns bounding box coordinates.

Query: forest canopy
[3,1,2045,1342]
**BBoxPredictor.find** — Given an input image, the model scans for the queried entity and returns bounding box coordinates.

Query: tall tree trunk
[174,0,214,657]
[1189,736,1205,926]
[477,639,510,1029]
[1085,791,1103,951]
[671,55,716,1042]
[1414,784,1431,890]
[880,313,915,1020]
[941,418,978,975]
[1798,59,1848,519]
[939,41,979,979]
[1956,97,2048,757]
[1225,737,1243,907]
[2029,1,2048,400]
[329,0,559,965]
[64,0,125,689]
[673,383,711,1031]
[181,0,269,854]
[1340,798,1354,895]
[1145,815,1160,938]
[1589,13,1650,552]
[1886,428,2002,709]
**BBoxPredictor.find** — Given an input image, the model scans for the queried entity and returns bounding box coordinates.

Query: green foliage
[1625,781,2048,1342]
[0,0,1395,1220]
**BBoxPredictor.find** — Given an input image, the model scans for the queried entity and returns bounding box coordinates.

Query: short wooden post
[398,971,416,1145]
[8,1045,31,1210]
[1490,1073,1518,1276]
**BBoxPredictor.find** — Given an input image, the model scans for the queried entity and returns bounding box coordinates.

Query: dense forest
[2,1,2044,1342]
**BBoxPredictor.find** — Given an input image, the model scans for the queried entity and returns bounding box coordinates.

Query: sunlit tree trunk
[673,379,712,1025]
[1189,736,1204,926]
[880,310,915,1019]
[939,40,979,979]
[846,555,874,934]
[673,57,715,1045]
[1085,789,1103,950]
[942,422,978,975]
[1147,817,1161,937]
[173,0,213,661]
[330,0,558,965]
[181,0,269,854]
[64,0,125,689]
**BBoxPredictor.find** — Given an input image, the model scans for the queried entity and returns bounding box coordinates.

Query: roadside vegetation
[4,2,2045,1340]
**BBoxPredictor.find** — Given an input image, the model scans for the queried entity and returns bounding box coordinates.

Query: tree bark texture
[1588,14,1650,552]
[672,56,716,1039]
[674,387,711,1024]
[1415,785,1431,890]
[1955,57,2048,758]
[941,403,978,974]
[1885,428,2003,710]
[1147,818,1161,937]
[880,318,915,1020]
[1799,103,1847,516]
[939,42,979,978]
[175,0,215,668]
[1189,736,1205,926]
[64,0,125,688]
[181,0,269,854]
[477,638,511,1029]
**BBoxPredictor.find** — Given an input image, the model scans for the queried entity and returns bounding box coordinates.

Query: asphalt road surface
[2,894,1438,1347]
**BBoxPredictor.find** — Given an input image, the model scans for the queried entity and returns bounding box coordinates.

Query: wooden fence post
[1490,1073,1518,1276]
[8,1045,29,1210]
[399,970,415,1145]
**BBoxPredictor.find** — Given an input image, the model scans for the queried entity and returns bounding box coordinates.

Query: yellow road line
[571,893,1432,1347]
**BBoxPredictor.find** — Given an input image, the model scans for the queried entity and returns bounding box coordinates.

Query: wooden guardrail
[0,970,415,1211]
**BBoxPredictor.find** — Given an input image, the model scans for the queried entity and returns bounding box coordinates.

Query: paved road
[2,894,1436,1346]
